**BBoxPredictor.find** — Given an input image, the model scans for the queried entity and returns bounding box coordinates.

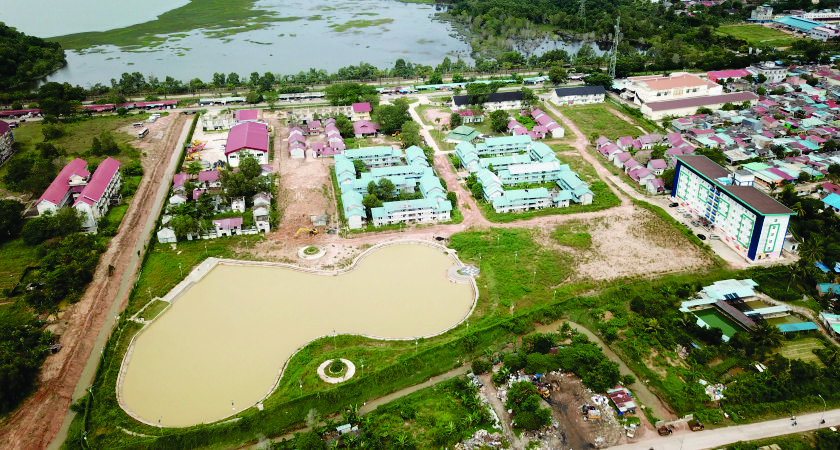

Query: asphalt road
[614,410,838,450]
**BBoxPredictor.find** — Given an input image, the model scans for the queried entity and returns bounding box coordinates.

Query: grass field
[53,0,284,50]
[136,300,169,322]
[560,104,648,141]
[717,24,797,47]
[778,337,825,365]
[0,240,39,294]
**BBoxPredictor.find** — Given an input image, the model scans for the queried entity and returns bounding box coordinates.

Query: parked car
[669,202,678,208]
[710,234,720,240]
[697,233,707,240]
[691,220,700,227]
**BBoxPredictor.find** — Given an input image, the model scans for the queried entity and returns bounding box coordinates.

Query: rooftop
[645,92,759,112]
[74,157,120,206]
[225,122,269,155]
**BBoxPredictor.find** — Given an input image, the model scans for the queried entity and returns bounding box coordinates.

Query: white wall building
[73,157,122,232]
[550,85,606,106]
[626,72,722,105]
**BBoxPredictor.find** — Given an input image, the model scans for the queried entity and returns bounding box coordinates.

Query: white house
[452,91,523,112]
[253,206,270,232]
[550,85,606,106]
[231,196,246,212]
[157,227,177,244]
[225,122,269,167]
[648,159,668,175]
[342,191,365,230]
[213,217,243,237]
[626,72,722,105]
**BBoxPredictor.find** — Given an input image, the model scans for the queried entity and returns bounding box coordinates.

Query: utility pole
[609,17,621,79]
[578,0,585,23]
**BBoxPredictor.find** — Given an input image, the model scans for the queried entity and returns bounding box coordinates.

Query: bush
[41,124,64,141]
[471,359,492,375]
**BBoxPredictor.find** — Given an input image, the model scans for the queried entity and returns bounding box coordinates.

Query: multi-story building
[750,4,773,22]
[672,155,794,262]
[475,135,533,156]
[0,121,14,166]
[749,62,788,84]
[452,91,523,111]
[36,158,91,216]
[370,176,451,226]
[73,157,122,231]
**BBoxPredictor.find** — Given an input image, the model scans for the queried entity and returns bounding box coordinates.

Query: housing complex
[336,146,452,229]
[456,135,594,213]
[672,155,794,262]
[508,108,565,139]
[595,133,679,194]
[35,157,123,232]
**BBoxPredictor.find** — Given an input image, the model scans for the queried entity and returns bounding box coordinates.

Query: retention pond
[119,242,475,427]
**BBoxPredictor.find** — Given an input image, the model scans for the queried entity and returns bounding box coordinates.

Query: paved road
[615,410,838,450]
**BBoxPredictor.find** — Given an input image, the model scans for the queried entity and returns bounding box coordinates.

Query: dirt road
[0,113,190,450]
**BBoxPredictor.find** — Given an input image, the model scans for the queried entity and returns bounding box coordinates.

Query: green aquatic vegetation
[329,18,394,32]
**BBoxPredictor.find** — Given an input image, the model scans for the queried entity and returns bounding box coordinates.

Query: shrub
[471,359,492,375]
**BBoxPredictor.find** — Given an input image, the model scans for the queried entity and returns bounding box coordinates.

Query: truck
[687,419,705,431]
[657,425,673,436]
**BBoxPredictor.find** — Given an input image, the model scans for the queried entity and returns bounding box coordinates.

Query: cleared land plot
[548,208,713,282]
[560,104,647,140]
[778,338,824,365]
[716,25,796,47]
[0,240,39,294]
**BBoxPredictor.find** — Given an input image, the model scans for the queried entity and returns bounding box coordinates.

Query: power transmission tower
[609,17,621,79]
[579,0,585,23]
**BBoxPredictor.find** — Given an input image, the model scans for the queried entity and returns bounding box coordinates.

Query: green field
[0,240,39,294]
[717,24,797,47]
[778,337,825,365]
[560,104,649,141]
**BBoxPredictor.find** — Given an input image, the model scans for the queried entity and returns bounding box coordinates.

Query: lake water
[119,244,475,427]
[1,0,603,87]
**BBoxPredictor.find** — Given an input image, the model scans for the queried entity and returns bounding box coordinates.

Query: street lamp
[178,262,183,278]
[819,394,826,425]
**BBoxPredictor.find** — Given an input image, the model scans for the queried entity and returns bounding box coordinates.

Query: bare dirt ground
[0,112,186,450]
[421,106,451,128]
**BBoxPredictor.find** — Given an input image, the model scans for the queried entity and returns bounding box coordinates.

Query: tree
[362,194,382,219]
[333,115,354,138]
[450,112,462,128]
[471,182,484,200]
[295,430,326,450]
[400,121,422,148]
[428,72,443,85]
[750,323,783,354]
[583,73,613,89]
[21,208,81,246]
[185,161,203,176]
[505,381,551,431]
[352,159,366,175]
[0,199,25,242]
[245,91,263,104]
[170,215,200,239]
[38,82,84,118]
[376,178,396,201]
[265,91,279,110]
[756,73,767,84]
[756,86,766,95]
[239,156,262,180]
[521,87,538,107]
[489,110,509,133]
[452,73,465,83]
[324,83,379,106]
[548,65,569,85]
[373,99,411,134]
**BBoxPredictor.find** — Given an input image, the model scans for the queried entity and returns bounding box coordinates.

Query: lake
[1,0,603,87]
[119,243,475,427]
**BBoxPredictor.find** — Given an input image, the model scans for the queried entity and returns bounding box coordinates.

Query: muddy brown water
[120,244,474,427]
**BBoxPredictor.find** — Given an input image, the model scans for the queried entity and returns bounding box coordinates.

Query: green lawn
[0,239,39,295]
[137,300,170,321]
[559,104,648,141]
[717,24,797,47]
[778,337,824,365]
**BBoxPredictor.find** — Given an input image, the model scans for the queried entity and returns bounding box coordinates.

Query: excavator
[295,228,318,237]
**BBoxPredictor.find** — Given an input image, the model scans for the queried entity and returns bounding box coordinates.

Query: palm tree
[751,323,784,351]
[769,181,779,197]
[644,318,663,337]
[792,202,805,217]
[799,236,826,266]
